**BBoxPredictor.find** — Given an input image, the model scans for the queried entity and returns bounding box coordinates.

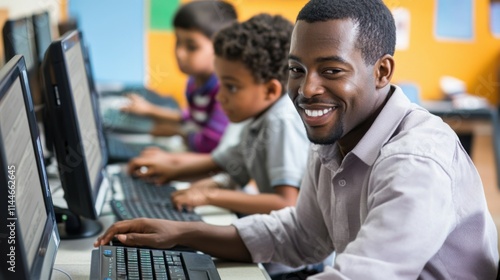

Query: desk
[48,175,270,280]
[422,100,500,190]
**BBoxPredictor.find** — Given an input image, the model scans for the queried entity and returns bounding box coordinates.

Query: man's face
[287,19,378,145]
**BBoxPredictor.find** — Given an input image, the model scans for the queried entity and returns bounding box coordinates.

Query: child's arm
[184,102,229,153]
[172,181,298,214]
[127,149,222,184]
[121,94,182,122]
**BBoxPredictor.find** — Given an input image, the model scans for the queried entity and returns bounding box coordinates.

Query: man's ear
[265,78,283,101]
[374,54,395,89]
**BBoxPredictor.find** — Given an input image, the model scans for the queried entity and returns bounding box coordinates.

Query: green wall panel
[150,0,180,31]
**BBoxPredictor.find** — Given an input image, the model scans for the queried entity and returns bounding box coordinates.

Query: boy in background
[122,0,236,153]
[129,13,315,278]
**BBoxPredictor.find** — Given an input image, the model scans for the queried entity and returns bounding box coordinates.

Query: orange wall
[147,0,500,107]
[390,0,500,103]
[146,0,307,108]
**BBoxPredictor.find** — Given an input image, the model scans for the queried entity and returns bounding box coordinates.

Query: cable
[52,267,73,280]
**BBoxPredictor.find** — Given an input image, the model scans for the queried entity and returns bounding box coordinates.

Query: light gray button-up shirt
[233,86,499,279]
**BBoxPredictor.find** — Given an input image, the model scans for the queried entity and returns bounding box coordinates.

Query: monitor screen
[2,17,42,109]
[0,55,59,279]
[32,11,52,65]
[42,30,109,239]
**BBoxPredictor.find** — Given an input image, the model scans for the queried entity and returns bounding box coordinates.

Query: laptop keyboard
[93,245,221,280]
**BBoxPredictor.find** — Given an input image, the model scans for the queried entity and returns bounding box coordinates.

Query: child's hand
[121,94,154,116]
[127,148,181,184]
[171,179,219,211]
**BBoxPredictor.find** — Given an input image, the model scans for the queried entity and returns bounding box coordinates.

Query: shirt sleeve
[212,141,251,187]
[232,150,333,266]
[264,113,309,188]
[186,102,229,153]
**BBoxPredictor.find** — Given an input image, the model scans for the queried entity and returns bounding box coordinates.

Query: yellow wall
[147,0,500,107]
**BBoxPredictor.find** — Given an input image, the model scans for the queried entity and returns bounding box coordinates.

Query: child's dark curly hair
[213,14,293,95]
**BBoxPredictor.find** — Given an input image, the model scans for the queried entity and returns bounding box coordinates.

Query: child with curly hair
[129,13,308,216]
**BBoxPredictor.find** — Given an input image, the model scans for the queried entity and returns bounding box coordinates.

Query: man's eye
[324,69,341,75]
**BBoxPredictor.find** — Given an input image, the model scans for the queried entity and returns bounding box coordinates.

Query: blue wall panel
[69,0,144,85]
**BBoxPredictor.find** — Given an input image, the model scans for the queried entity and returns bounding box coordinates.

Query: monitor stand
[54,206,102,240]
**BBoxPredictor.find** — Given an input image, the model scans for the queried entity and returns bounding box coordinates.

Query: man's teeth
[304,108,332,117]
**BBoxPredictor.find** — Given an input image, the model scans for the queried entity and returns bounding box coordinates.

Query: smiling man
[95,0,499,278]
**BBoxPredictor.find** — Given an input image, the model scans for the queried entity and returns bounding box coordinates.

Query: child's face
[174,28,214,77]
[214,57,273,123]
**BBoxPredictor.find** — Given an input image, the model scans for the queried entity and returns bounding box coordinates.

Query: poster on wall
[435,0,474,41]
[491,2,500,38]
[392,7,410,50]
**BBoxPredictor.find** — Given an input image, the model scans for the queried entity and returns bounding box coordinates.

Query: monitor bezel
[31,11,52,65]
[0,55,59,279]
[2,16,43,110]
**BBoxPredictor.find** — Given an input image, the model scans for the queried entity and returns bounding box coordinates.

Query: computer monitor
[31,11,55,162]
[32,11,52,65]
[2,16,42,109]
[0,55,59,279]
[42,30,109,239]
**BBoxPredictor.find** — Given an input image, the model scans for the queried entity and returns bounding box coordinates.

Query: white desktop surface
[48,174,270,280]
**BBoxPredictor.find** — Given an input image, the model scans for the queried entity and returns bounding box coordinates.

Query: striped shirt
[182,74,229,153]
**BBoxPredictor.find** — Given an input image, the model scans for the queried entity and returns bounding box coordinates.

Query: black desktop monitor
[0,55,59,279]
[42,30,109,239]
[2,17,42,109]
[31,11,55,161]
[32,11,52,65]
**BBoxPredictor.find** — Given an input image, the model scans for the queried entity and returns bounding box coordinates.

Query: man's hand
[94,218,184,249]
[94,218,253,262]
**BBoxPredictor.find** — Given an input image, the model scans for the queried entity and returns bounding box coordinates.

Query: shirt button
[339,179,346,187]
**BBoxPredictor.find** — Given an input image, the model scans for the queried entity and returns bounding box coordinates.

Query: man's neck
[337,87,394,158]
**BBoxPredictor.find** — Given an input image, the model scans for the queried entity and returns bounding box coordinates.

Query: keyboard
[110,173,202,221]
[100,86,179,110]
[113,172,177,204]
[101,105,154,134]
[110,199,203,222]
[90,245,221,280]
[106,134,158,162]
[99,86,179,134]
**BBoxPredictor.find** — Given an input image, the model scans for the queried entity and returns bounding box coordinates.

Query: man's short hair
[297,0,396,65]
